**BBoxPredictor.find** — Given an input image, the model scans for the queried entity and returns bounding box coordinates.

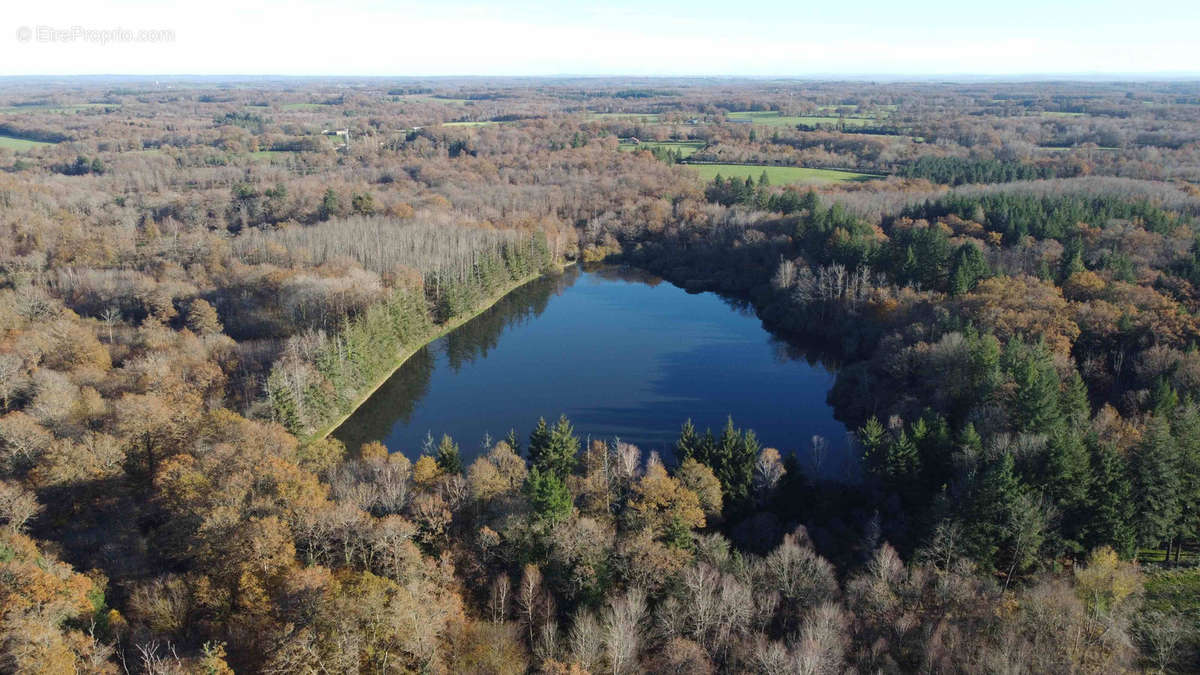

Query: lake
[334,265,856,479]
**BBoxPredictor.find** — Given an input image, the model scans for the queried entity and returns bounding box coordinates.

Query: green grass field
[620,140,705,157]
[280,103,328,111]
[0,135,54,151]
[393,96,471,105]
[587,112,661,122]
[814,104,854,113]
[248,150,294,161]
[441,121,497,127]
[687,163,879,184]
[0,103,117,114]
[726,111,876,127]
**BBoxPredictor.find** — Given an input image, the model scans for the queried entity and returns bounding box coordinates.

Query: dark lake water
[334,265,856,479]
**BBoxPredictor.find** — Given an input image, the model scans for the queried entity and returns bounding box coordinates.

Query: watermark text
[16,25,175,45]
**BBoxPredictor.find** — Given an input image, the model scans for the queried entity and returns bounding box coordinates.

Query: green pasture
[619,140,705,157]
[687,163,880,184]
[0,134,54,151]
[726,111,876,127]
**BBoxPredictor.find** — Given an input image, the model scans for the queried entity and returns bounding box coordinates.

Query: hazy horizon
[4,0,1198,78]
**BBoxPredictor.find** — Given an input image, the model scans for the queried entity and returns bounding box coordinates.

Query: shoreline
[308,264,571,444]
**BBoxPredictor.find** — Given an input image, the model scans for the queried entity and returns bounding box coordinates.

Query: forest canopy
[0,77,1199,673]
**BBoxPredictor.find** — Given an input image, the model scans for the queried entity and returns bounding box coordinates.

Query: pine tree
[1171,405,1200,555]
[886,429,921,481]
[524,467,572,524]
[675,419,701,462]
[319,188,340,220]
[663,515,694,551]
[528,415,578,480]
[1085,439,1137,558]
[1044,428,1092,553]
[800,189,819,215]
[916,414,954,492]
[1061,370,1091,426]
[1009,340,1062,435]
[949,242,989,295]
[503,427,521,455]
[1131,416,1182,549]
[527,417,551,463]
[962,453,1023,572]
[959,422,983,456]
[1150,377,1180,418]
[694,417,759,513]
[1058,238,1086,282]
[436,434,463,475]
[859,416,887,473]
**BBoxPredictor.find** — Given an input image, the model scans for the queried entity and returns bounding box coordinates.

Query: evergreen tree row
[268,233,555,435]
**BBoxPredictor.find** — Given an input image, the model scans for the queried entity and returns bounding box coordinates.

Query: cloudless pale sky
[2,0,1198,77]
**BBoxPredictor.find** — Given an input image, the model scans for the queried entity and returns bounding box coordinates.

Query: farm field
[441,120,497,127]
[0,134,55,151]
[280,102,329,110]
[727,111,877,127]
[392,95,471,104]
[687,163,880,184]
[619,140,705,157]
[0,103,117,114]
[248,150,294,161]
[587,112,661,122]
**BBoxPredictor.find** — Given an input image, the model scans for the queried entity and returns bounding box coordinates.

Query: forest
[1,76,1199,673]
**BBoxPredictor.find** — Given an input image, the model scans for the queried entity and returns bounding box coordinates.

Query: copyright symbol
[16,26,32,42]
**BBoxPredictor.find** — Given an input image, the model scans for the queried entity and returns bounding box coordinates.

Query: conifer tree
[1044,428,1092,553]
[859,416,887,473]
[528,415,578,480]
[1149,377,1180,418]
[886,429,920,481]
[1061,370,1091,426]
[675,419,701,463]
[524,467,572,524]
[503,427,521,455]
[1131,416,1182,549]
[1086,438,1137,558]
[948,242,989,295]
[962,453,1023,572]
[1009,340,1062,435]
[436,434,463,475]
[1170,405,1200,557]
[528,417,551,463]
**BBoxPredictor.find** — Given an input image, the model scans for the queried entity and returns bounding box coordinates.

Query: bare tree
[568,608,604,673]
[489,573,511,624]
[0,480,40,532]
[1136,609,1189,674]
[517,564,546,646]
[604,586,647,675]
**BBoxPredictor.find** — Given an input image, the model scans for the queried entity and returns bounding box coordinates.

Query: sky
[2,0,1198,77]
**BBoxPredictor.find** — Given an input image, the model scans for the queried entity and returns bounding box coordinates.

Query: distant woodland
[1,77,1199,673]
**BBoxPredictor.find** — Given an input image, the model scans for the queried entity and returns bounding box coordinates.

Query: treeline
[267,231,555,436]
[898,155,1068,185]
[899,191,1186,242]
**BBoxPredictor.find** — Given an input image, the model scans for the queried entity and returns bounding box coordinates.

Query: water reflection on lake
[334,265,857,480]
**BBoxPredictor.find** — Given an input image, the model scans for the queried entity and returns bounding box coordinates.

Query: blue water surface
[334,265,855,479]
